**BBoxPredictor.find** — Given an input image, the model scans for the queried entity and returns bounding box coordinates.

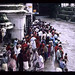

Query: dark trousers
[44,52,48,61]
[19,62,23,71]
[39,36,41,43]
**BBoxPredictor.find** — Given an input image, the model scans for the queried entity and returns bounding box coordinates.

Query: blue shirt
[59,61,66,69]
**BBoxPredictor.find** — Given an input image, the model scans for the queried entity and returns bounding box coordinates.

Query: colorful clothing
[48,44,51,57]
[8,58,16,71]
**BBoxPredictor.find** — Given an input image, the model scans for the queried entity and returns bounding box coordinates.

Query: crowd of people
[0,19,68,72]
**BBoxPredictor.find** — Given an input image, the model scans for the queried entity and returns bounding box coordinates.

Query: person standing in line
[26,47,31,67]
[8,53,17,71]
[1,53,8,71]
[6,43,11,51]
[30,35,37,50]
[64,53,68,64]
[46,30,50,44]
[22,49,29,71]
[15,44,21,69]
[36,51,44,71]
[32,49,39,70]
[35,33,40,48]
[41,31,46,43]
[21,40,28,53]
[43,45,48,62]
[56,48,61,62]
[1,26,6,41]
[14,38,18,46]
[17,50,23,71]
[60,49,64,59]
[59,58,66,71]
[54,43,58,56]
[47,44,51,59]
[38,29,43,43]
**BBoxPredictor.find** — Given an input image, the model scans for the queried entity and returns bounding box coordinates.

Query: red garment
[55,46,58,54]
[6,46,11,51]
[13,54,17,61]
[48,44,51,48]
[23,53,28,61]
[33,31,37,36]
[27,51,30,61]
[35,36,40,48]
[40,43,45,49]
[21,43,28,50]
[26,38,30,43]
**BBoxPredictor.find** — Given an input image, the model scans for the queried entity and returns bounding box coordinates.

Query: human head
[65,53,67,55]
[7,43,10,46]
[65,68,68,72]
[20,50,23,53]
[3,53,6,58]
[56,43,58,46]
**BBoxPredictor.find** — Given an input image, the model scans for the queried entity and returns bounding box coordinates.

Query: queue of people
[0,19,68,72]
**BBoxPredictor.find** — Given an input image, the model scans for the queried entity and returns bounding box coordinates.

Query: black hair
[56,43,58,46]
[65,53,67,55]
[62,59,65,61]
[3,53,6,57]
[20,50,23,53]
[7,43,10,46]
[65,68,68,72]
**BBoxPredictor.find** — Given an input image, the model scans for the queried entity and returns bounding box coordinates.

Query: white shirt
[38,31,43,36]
[14,47,21,57]
[35,28,39,32]
[31,37,36,49]
[1,28,6,33]
[49,32,52,38]
[47,33,50,37]
[41,33,46,40]
[54,34,58,38]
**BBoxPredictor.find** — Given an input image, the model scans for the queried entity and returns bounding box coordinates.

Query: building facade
[0,4,32,40]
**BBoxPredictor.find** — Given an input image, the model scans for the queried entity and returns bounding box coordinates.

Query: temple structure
[0,3,32,40]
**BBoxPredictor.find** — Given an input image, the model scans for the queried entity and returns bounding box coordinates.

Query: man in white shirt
[15,45,21,58]
[56,48,61,62]
[36,51,44,71]
[41,31,46,42]
[14,44,21,68]
[35,27,39,33]
[38,29,43,42]
[30,35,37,50]
[1,26,6,40]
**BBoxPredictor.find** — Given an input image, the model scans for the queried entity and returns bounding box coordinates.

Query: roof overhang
[0,10,29,14]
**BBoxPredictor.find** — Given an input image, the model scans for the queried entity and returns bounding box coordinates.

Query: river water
[36,16,75,71]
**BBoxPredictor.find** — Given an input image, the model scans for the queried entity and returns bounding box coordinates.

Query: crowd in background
[0,19,68,72]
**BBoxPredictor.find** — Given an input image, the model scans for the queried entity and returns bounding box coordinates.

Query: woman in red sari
[47,44,51,58]
[35,33,40,48]
[6,43,11,51]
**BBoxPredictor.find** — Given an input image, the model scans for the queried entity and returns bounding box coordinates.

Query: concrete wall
[7,13,26,40]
